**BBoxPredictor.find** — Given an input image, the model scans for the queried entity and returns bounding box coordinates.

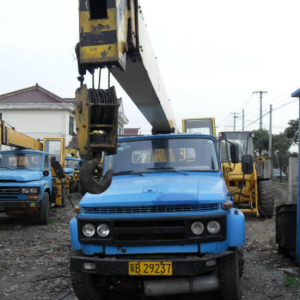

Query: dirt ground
[0,193,300,300]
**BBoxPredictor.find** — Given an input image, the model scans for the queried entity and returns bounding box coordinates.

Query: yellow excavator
[219,131,274,218]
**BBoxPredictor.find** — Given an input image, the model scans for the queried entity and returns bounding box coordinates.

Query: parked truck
[69,1,246,299]
[0,120,68,224]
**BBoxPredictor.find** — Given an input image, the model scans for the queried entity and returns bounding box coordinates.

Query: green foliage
[48,219,58,225]
[284,119,299,146]
[284,277,300,287]
[253,129,270,156]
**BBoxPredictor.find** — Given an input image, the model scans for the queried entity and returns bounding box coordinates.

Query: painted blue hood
[0,170,43,182]
[80,173,228,207]
[64,167,74,175]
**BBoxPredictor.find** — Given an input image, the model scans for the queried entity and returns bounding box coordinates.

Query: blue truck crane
[69,1,246,299]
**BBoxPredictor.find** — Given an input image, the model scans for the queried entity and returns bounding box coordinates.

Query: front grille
[78,214,226,246]
[0,187,19,195]
[82,204,219,214]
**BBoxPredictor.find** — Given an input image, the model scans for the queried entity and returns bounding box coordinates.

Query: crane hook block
[75,84,119,158]
[80,154,114,194]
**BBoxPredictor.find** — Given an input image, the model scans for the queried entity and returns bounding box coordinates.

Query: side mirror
[43,170,49,176]
[230,143,239,164]
[241,154,253,174]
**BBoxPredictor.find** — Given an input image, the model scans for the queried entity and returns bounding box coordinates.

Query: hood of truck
[64,167,74,175]
[80,172,228,207]
[0,170,43,182]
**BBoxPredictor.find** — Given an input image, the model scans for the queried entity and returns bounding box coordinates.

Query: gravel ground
[0,193,300,300]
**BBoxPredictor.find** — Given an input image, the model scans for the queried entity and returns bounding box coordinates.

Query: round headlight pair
[191,221,220,235]
[82,223,110,237]
[21,187,38,194]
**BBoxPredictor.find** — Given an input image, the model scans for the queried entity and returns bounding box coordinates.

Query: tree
[284,118,299,146]
[272,133,291,178]
[252,128,271,156]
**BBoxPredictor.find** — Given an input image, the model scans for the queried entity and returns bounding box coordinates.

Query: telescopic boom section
[0,120,43,150]
[75,0,178,194]
[76,0,177,134]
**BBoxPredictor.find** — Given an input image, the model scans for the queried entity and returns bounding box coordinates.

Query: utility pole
[269,104,272,158]
[231,112,239,132]
[242,109,245,131]
[253,91,267,129]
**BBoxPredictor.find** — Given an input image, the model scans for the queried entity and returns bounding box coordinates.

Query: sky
[1,0,300,137]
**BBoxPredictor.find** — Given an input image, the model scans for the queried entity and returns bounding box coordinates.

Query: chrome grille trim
[0,187,19,195]
[82,204,219,214]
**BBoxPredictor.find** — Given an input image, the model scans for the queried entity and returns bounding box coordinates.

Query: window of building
[69,116,74,135]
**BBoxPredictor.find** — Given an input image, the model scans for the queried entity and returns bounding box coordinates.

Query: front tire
[39,192,50,225]
[70,270,108,300]
[219,247,243,300]
[258,180,274,218]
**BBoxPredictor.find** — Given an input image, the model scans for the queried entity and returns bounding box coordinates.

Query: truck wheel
[40,192,50,225]
[73,181,79,192]
[79,183,86,196]
[70,270,108,300]
[258,180,274,218]
[219,247,243,300]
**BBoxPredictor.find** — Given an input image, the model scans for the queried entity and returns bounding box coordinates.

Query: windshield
[103,137,219,174]
[184,119,214,135]
[219,132,253,162]
[65,159,80,168]
[44,140,62,164]
[0,153,43,170]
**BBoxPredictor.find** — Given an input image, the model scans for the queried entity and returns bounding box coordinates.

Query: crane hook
[79,154,113,194]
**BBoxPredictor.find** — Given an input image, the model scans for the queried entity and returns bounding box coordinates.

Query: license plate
[128,261,172,276]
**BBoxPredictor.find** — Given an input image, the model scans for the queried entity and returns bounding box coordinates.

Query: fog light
[191,222,204,235]
[205,259,217,267]
[207,221,220,234]
[83,262,96,270]
[97,224,110,237]
[82,223,95,237]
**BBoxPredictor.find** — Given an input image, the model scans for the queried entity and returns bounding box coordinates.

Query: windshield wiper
[147,167,188,175]
[113,170,144,177]
[0,166,15,170]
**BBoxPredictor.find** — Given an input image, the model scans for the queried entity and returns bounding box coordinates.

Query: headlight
[97,224,110,237]
[207,221,220,234]
[30,188,38,194]
[191,222,204,235]
[21,188,29,194]
[82,223,95,237]
[21,187,39,194]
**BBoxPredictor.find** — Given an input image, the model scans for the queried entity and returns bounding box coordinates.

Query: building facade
[0,84,129,148]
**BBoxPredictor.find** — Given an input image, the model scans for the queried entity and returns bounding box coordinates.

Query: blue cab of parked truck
[69,134,245,300]
[64,156,81,193]
[0,149,52,224]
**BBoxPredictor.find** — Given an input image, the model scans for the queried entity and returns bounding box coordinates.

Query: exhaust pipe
[144,272,220,297]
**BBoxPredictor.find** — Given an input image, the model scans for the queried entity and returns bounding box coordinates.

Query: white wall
[1,109,74,146]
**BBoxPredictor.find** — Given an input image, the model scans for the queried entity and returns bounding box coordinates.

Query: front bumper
[0,200,40,209]
[70,250,234,276]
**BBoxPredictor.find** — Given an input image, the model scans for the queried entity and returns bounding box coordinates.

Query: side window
[69,116,74,135]
[44,155,49,169]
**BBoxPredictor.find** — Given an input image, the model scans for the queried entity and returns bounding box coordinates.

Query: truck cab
[0,149,52,224]
[70,134,245,300]
[64,156,81,193]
